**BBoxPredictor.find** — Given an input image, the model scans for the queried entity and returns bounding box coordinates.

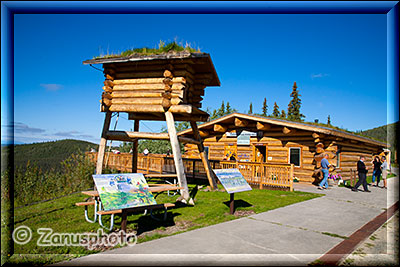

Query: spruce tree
[280,110,286,119]
[217,101,225,117]
[287,82,305,121]
[262,98,268,116]
[327,115,331,125]
[248,102,253,114]
[272,102,280,117]
[226,102,232,114]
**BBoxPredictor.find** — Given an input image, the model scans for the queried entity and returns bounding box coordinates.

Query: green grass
[339,172,397,187]
[5,184,322,265]
[95,40,201,59]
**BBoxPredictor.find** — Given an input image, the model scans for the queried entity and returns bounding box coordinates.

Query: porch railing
[220,161,294,191]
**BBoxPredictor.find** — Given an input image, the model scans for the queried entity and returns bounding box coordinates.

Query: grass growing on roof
[95,40,201,59]
[7,184,322,265]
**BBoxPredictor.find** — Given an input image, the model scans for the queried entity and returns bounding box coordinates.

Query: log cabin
[178,113,389,184]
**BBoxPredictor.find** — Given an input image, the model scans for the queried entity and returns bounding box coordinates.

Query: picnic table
[76,184,183,231]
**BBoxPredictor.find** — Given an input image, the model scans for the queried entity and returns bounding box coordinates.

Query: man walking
[352,156,370,192]
[318,153,331,190]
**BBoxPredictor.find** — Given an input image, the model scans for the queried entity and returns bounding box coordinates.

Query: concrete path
[58,176,398,266]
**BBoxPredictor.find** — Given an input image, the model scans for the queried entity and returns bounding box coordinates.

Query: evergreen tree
[327,115,331,125]
[217,101,225,117]
[272,102,280,117]
[280,110,286,119]
[287,82,305,121]
[226,102,233,114]
[262,98,268,116]
[248,102,253,114]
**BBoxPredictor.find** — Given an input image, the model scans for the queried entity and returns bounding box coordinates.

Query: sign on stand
[214,169,252,214]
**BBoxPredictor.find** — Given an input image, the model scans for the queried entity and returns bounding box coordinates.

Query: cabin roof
[178,112,388,148]
[82,51,220,86]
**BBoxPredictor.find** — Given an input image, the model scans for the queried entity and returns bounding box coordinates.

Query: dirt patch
[138,220,198,238]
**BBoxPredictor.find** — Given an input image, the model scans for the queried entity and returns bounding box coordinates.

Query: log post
[96,111,112,175]
[165,111,190,200]
[131,120,140,173]
[190,121,218,190]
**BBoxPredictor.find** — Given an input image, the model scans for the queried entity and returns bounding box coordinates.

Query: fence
[86,152,293,190]
[85,152,219,179]
[220,161,294,191]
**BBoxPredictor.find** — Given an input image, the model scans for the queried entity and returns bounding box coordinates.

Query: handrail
[85,152,293,191]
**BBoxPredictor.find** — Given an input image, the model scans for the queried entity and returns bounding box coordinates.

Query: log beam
[234,118,249,127]
[131,120,139,173]
[256,122,271,131]
[199,130,210,138]
[214,124,228,133]
[190,121,218,190]
[96,112,112,175]
[165,111,190,201]
[282,127,295,134]
[106,130,200,144]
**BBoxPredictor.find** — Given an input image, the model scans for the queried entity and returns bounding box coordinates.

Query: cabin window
[336,150,341,168]
[289,147,301,167]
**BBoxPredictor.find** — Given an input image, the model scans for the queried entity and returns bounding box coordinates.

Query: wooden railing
[220,161,294,191]
[85,152,219,179]
[86,152,293,191]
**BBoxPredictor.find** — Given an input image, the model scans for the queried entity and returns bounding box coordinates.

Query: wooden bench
[97,203,176,231]
[75,201,96,207]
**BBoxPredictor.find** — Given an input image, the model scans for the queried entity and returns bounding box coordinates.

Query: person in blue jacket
[318,153,332,190]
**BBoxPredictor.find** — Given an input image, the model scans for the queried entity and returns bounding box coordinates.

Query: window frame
[288,147,302,167]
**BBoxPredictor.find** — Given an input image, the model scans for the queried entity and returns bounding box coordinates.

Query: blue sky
[5,13,393,144]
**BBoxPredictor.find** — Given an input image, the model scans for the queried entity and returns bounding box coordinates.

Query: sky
[3,12,394,145]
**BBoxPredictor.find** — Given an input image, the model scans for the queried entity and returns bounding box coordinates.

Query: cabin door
[253,144,267,163]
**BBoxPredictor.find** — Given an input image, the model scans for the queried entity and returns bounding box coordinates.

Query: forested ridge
[8,139,98,172]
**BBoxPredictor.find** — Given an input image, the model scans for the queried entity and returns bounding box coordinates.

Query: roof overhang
[178,113,389,149]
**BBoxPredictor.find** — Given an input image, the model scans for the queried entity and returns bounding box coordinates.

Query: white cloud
[311,73,330,79]
[40,83,63,91]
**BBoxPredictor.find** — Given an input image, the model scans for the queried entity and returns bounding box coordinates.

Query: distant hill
[358,122,398,162]
[9,139,99,172]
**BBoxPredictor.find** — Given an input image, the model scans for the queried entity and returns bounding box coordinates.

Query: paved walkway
[58,176,398,266]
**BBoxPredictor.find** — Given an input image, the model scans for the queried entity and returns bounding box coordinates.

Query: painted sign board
[214,169,252,194]
[92,173,157,211]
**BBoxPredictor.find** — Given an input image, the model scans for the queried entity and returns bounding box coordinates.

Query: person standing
[380,156,388,189]
[371,156,382,187]
[318,153,332,190]
[352,156,370,192]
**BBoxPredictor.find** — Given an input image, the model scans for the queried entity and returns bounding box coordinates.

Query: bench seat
[97,203,175,215]
[75,201,96,207]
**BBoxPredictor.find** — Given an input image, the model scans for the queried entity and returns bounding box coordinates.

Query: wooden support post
[190,121,218,190]
[193,160,196,179]
[290,164,294,192]
[131,120,140,173]
[230,193,235,215]
[121,210,128,233]
[96,112,112,175]
[165,111,190,200]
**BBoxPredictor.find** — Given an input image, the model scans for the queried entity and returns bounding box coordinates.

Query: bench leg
[121,211,127,232]
[150,207,168,222]
[97,202,115,231]
[84,200,97,223]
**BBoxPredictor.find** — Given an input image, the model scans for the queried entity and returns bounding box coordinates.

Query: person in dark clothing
[371,156,382,187]
[352,156,370,192]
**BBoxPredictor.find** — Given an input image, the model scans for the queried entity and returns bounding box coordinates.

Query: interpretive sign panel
[214,169,252,194]
[92,173,157,211]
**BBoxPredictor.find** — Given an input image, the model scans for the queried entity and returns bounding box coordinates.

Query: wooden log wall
[183,129,378,183]
[100,61,208,112]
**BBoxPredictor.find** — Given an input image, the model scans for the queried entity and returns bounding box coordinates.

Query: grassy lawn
[340,172,397,187]
[4,184,322,265]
